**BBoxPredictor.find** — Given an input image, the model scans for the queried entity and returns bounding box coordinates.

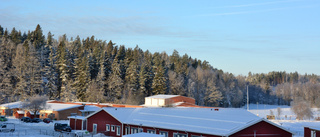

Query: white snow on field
[244,104,320,137]
[2,104,320,137]
[0,117,105,137]
[0,117,69,137]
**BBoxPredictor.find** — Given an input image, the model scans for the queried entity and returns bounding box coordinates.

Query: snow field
[245,104,320,137]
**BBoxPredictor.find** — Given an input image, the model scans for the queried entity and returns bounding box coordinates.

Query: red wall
[125,125,219,137]
[25,111,39,119]
[86,110,292,137]
[304,127,320,137]
[87,110,122,136]
[170,96,195,105]
[231,121,292,137]
[70,118,83,130]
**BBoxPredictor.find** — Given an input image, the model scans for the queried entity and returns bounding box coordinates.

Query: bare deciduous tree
[291,98,313,120]
[22,95,48,117]
[277,107,282,120]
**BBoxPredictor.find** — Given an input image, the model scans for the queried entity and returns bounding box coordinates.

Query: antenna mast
[247,85,249,111]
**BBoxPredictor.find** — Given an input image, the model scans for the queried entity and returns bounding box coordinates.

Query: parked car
[0,116,8,122]
[31,118,42,123]
[43,118,52,123]
[21,117,31,122]
[0,123,15,132]
[54,123,71,132]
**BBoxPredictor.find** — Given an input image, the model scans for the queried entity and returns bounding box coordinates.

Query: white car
[0,123,15,132]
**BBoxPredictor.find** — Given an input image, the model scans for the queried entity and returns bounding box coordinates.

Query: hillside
[0,25,319,108]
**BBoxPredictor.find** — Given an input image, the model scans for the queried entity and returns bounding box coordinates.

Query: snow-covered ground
[2,104,320,137]
[244,104,320,137]
[0,117,107,137]
[0,117,68,137]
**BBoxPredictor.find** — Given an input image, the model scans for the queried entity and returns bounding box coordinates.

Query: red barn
[305,127,320,137]
[14,110,25,119]
[25,111,40,119]
[82,108,294,137]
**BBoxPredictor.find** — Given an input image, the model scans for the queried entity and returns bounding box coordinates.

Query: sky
[1,0,319,76]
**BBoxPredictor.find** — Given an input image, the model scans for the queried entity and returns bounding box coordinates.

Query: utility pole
[247,85,249,111]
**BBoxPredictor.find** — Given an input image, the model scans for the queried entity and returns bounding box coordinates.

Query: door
[93,124,97,134]
[82,120,87,130]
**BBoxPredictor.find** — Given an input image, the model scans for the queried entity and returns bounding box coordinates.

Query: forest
[0,25,319,108]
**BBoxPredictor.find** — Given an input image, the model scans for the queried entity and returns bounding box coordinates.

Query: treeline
[0,25,319,107]
[246,72,320,107]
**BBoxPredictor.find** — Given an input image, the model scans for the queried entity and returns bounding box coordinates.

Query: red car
[43,118,53,123]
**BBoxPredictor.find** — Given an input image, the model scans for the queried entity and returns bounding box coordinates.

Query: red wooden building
[71,107,294,137]
[305,127,320,137]
[14,110,25,119]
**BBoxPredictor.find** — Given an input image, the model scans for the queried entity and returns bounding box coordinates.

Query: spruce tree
[44,33,58,99]
[73,47,90,102]
[152,64,167,95]
[107,58,124,102]
[125,61,139,95]
[56,38,69,99]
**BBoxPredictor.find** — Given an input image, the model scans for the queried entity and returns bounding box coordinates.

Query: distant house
[13,110,24,119]
[0,101,84,120]
[144,95,196,107]
[305,127,320,137]
[79,107,294,137]
[39,102,84,120]
[0,101,23,116]
[25,111,40,119]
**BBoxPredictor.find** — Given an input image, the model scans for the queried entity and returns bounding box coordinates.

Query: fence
[0,129,108,137]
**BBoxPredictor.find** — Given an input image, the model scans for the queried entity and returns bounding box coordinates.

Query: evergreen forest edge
[0,25,319,108]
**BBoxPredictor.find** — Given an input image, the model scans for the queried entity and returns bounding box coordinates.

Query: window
[111,125,115,132]
[106,124,110,131]
[147,129,156,134]
[116,126,121,136]
[311,130,316,137]
[131,128,138,134]
[125,126,130,135]
[160,131,168,137]
[191,135,201,137]
[139,128,143,133]
[173,133,187,137]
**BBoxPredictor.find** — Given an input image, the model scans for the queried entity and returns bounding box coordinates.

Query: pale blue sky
[1,0,319,75]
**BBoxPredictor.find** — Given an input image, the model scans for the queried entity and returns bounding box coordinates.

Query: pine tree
[73,47,90,102]
[107,58,124,102]
[26,43,42,96]
[44,33,58,99]
[139,64,148,95]
[125,61,139,96]
[152,64,167,95]
[12,42,28,100]
[86,60,106,102]
[56,38,69,99]
[0,25,3,37]
[31,24,45,49]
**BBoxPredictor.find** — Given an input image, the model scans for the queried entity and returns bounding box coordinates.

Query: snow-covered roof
[74,102,111,106]
[123,132,165,137]
[101,107,264,136]
[308,127,320,131]
[45,103,83,111]
[145,94,179,99]
[17,110,25,114]
[29,111,40,115]
[68,116,86,120]
[0,101,23,109]
[80,105,100,112]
